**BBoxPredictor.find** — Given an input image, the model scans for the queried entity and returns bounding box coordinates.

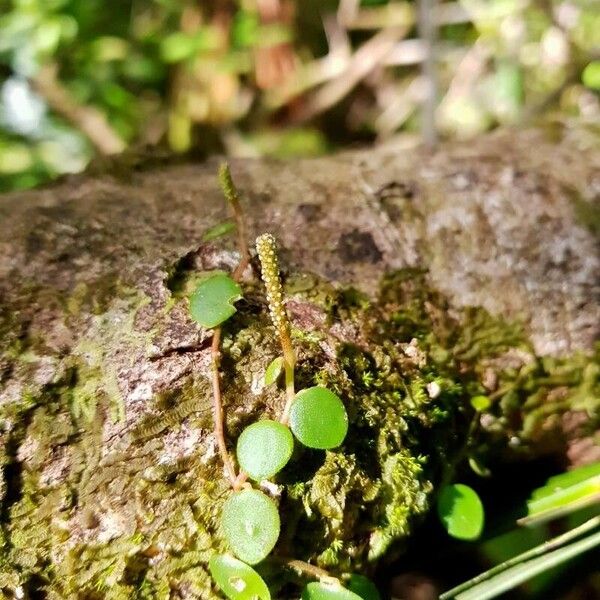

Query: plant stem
[32,63,125,155]
[273,556,338,583]
[232,470,248,490]
[210,327,237,486]
[280,334,296,424]
[209,163,251,488]
[219,163,250,282]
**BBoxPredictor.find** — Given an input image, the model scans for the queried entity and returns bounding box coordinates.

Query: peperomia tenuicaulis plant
[188,165,368,600]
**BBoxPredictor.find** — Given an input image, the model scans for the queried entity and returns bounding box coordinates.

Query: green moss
[1,268,598,598]
[481,344,600,451]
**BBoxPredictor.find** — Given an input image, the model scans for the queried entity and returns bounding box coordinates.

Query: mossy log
[0,124,599,598]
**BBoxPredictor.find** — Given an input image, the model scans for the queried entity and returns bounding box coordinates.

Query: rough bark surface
[0,124,599,598]
[3,126,598,359]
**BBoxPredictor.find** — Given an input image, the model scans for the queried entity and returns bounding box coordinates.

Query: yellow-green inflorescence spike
[255,233,290,339]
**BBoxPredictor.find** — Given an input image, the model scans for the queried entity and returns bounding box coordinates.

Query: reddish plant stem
[210,163,251,488]
[210,327,237,486]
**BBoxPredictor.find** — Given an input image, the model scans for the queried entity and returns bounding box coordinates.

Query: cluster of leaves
[189,236,600,600]
[186,207,504,599]
[1,0,599,191]
[189,243,368,599]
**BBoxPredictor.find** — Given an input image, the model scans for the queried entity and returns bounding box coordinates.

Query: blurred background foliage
[0,0,598,192]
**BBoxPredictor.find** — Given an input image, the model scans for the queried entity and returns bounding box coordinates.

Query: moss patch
[1,268,598,598]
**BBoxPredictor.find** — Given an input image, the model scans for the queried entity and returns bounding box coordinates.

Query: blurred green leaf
[470,395,491,411]
[202,220,236,242]
[582,61,600,90]
[520,461,600,526]
[160,32,198,63]
[231,10,260,48]
[0,142,33,173]
[160,28,220,63]
[91,36,129,62]
[492,61,523,122]
[346,574,381,600]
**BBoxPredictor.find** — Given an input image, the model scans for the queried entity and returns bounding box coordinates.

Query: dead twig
[291,24,411,123]
[263,15,352,110]
[31,64,125,156]
[254,0,297,90]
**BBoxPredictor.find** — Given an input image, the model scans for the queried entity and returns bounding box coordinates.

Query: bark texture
[0,123,599,598]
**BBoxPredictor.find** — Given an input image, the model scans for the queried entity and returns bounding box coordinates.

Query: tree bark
[0,123,598,598]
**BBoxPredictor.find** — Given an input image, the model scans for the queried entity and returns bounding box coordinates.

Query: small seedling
[468,456,491,478]
[209,554,271,600]
[189,272,242,328]
[437,483,484,541]
[236,420,294,481]
[289,386,348,450]
[221,489,281,565]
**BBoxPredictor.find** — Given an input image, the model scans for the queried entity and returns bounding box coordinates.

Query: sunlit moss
[1,268,598,597]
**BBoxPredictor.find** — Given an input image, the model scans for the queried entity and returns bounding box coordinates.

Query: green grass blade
[440,516,600,600]
[519,462,600,526]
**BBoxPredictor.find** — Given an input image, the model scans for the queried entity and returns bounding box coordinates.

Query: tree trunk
[0,124,598,598]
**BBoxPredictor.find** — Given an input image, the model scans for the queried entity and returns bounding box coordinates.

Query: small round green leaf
[203,221,235,242]
[189,273,242,328]
[437,483,485,541]
[222,489,280,564]
[264,357,284,386]
[289,387,348,449]
[209,554,270,600]
[236,420,294,481]
[470,395,491,412]
[347,575,381,600]
[302,582,362,600]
